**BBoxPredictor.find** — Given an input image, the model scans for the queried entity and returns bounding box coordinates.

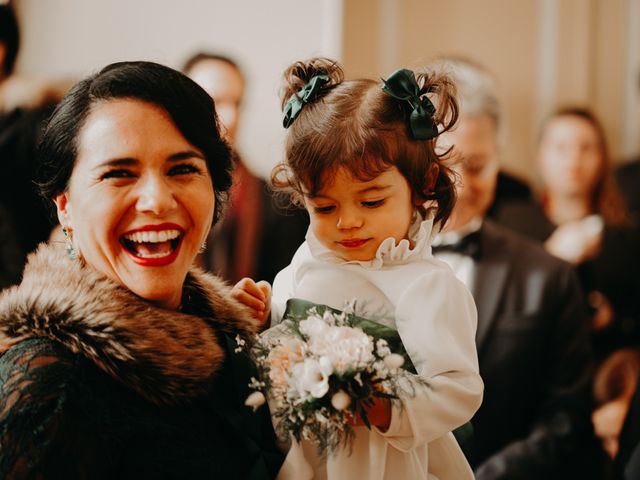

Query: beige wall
[342,0,640,185]
[14,0,640,183]
[14,0,342,179]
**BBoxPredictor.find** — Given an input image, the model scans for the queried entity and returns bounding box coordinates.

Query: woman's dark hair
[0,4,20,76]
[272,58,458,226]
[37,60,233,224]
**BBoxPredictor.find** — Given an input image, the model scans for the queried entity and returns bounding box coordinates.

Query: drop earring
[198,240,207,254]
[62,226,78,260]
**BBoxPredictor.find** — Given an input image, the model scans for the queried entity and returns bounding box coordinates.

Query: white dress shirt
[431,216,483,292]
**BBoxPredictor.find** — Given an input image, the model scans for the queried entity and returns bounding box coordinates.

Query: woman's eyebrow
[168,150,205,162]
[94,157,138,170]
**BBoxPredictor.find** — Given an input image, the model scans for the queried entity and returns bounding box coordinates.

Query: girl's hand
[348,397,391,432]
[231,278,271,330]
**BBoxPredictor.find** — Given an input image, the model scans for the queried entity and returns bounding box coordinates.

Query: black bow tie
[432,229,482,259]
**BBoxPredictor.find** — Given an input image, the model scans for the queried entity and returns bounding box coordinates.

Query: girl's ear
[414,164,440,209]
[53,193,71,227]
[426,163,440,191]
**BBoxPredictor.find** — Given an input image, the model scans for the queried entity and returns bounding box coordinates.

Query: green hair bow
[382,69,437,140]
[282,74,330,128]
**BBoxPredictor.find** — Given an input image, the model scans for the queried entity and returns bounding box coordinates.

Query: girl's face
[54,98,215,310]
[304,166,416,262]
[537,115,604,199]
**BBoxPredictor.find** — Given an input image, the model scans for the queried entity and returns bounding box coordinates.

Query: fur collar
[0,243,257,406]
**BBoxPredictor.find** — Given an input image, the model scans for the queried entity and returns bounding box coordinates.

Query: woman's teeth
[122,229,181,258]
[123,229,181,243]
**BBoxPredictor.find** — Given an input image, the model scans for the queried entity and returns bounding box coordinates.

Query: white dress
[271,213,484,480]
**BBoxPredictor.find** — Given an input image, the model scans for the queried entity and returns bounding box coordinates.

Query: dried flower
[331,390,352,410]
[244,391,266,411]
[384,353,405,370]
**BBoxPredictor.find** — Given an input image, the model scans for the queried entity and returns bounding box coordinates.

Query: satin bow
[381,69,437,140]
[282,74,330,128]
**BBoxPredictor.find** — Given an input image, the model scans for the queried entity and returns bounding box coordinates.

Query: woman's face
[537,115,604,199]
[54,98,215,310]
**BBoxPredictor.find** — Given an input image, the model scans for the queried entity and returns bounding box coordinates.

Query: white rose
[291,356,333,399]
[311,326,374,374]
[244,391,266,411]
[299,316,329,339]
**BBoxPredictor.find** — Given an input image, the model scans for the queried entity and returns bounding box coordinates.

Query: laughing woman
[0,61,283,479]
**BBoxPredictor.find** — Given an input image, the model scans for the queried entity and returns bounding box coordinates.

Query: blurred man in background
[0,3,69,287]
[183,52,308,284]
[432,58,600,479]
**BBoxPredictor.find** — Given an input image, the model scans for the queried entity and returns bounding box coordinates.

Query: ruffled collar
[306,209,439,269]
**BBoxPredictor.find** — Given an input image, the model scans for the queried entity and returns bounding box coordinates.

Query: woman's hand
[544,218,603,264]
[589,290,615,330]
[348,397,392,432]
[231,278,271,330]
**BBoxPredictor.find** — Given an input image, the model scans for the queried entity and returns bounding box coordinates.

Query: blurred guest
[614,74,640,222]
[183,52,307,284]
[438,55,534,221]
[0,3,70,285]
[616,366,640,480]
[592,349,640,460]
[497,108,640,358]
[432,58,597,479]
[0,202,22,289]
[616,159,640,223]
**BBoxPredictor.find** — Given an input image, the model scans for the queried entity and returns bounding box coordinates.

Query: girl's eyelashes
[312,199,385,213]
[361,199,385,208]
[313,205,336,214]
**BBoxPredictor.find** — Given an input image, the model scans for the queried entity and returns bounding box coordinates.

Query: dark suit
[439,220,598,479]
[616,160,640,221]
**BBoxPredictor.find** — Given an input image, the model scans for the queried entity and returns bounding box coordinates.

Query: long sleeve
[382,268,484,450]
[473,265,596,479]
[271,263,295,326]
[0,338,74,479]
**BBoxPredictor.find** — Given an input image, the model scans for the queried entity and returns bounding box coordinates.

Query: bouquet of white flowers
[240,299,428,456]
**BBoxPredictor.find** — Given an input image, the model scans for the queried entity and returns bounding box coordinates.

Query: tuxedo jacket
[461,220,598,479]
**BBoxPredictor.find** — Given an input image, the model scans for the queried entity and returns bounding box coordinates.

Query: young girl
[233,58,483,480]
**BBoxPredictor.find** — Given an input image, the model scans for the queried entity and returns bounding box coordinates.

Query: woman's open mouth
[121,226,183,266]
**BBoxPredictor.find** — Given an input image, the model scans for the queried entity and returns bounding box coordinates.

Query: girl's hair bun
[280,57,344,109]
[414,70,459,136]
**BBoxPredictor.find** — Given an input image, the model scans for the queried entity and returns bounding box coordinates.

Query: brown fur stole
[0,242,257,405]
